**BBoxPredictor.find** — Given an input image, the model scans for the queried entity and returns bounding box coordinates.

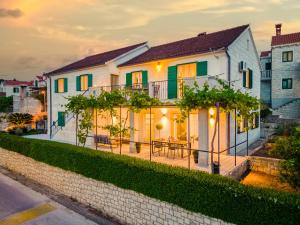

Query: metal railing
[261,70,272,80]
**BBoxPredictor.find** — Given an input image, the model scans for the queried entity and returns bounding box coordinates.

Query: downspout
[225,48,231,153]
[49,76,53,139]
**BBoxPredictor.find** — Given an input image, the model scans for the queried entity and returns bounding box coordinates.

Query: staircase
[272,98,300,119]
[50,88,95,139]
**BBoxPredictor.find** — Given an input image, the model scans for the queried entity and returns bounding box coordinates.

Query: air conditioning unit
[239,61,246,72]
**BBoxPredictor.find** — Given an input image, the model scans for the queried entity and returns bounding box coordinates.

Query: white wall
[227,27,261,152]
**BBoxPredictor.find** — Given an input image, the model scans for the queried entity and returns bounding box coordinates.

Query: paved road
[0,173,98,225]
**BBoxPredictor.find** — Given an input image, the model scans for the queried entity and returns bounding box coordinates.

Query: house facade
[260,24,300,118]
[0,79,33,98]
[46,25,261,172]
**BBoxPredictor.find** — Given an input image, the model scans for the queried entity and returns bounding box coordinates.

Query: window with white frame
[132,71,142,88]
[80,75,89,91]
[57,79,65,93]
[282,51,293,62]
[177,63,196,79]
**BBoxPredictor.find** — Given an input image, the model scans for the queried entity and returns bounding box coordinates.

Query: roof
[119,25,249,67]
[272,32,300,47]
[4,80,33,86]
[260,50,271,58]
[46,42,146,76]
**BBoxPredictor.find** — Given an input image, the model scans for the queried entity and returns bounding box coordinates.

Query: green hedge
[0,96,13,112]
[0,133,299,225]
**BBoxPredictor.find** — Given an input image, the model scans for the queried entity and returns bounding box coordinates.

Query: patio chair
[152,141,165,156]
[167,142,180,159]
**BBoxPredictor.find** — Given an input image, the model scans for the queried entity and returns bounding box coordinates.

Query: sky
[0,0,300,81]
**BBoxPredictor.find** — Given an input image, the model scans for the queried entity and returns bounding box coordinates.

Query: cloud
[0,8,23,18]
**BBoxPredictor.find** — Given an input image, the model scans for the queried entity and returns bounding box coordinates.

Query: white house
[46,25,261,172]
[260,24,300,119]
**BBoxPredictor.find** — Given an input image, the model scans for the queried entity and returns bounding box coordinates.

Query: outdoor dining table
[151,139,188,158]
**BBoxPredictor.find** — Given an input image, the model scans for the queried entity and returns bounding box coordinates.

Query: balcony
[90,76,221,101]
[261,70,272,80]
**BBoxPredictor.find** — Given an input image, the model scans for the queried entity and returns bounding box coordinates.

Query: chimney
[275,24,282,36]
[198,32,207,37]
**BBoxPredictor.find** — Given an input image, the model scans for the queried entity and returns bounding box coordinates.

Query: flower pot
[136,142,141,153]
[192,150,198,163]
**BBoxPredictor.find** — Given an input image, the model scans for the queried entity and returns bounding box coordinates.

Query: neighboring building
[260,51,272,106]
[46,25,261,170]
[0,79,33,98]
[260,24,300,118]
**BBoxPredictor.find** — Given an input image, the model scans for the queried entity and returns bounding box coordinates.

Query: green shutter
[88,74,93,87]
[197,61,208,76]
[54,79,58,93]
[126,73,132,88]
[168,66,177,99]
[64,78,68,92]
[249,69,253,89]
[243,71,246,88]
[76,76,81,91]
[142,71,148,88]
[57,112,65,127]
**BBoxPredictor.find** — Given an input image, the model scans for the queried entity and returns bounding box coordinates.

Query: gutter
[225,48,231,154]
[49,76,53,139]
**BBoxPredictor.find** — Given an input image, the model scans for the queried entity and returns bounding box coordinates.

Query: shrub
[0,96,13,112]
[7,113,33,127]
[0,133,299,225]
[271,128,300,188]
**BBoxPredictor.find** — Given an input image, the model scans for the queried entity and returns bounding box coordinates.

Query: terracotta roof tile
[260,50,271,58]
[119,25,249,67]
[271,32,300,46]
[46,42,146,76]
[4,80,33,86]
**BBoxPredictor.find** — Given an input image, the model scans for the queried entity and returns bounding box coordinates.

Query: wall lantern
[156,62,162,72]
[209,107,215,126]
[161,108,167,117]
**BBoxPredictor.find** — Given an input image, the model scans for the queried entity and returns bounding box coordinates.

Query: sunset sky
[0,0,299,81]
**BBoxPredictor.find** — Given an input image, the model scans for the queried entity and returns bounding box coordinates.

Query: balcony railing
[90,76,221,101]
[261,70,272,80]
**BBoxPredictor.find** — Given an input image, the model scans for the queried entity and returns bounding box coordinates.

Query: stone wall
[249,156,282,176]
[0,148,233,225]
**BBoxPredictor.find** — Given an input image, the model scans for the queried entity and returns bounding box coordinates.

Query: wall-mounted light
[209,107,215,126]
[161,108,167,116]
[156,62,162,72]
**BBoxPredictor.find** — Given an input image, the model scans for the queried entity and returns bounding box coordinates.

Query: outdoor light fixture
[156,62,162,72]
[209,107,215,126]
[161,108,167,116]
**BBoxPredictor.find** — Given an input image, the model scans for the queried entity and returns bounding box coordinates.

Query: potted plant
[136,142,141,153]
[155,123,163,139]
[192,150,198,163]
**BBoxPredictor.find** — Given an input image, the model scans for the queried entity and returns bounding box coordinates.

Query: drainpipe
[49,76,53,139]
[225,48,231,154]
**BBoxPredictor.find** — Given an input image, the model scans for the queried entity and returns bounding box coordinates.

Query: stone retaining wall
[249,156,282,176]
[0,148,233,225]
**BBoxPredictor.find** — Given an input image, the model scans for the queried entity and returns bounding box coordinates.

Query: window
[177,63,196,79]
[132,71,142,88]
[251,113,259,129]
[80,75,88,91]
[282,78,293,89]
[57,79,65,93]
[237,115,247,134]
[13,87,19,93]
[243,69,253,89]
[282,51,293,62]
[265,62,271,70]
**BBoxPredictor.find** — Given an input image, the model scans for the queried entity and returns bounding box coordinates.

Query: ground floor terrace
[88,105,255,175]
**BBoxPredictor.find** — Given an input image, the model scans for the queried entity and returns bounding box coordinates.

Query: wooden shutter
[76,76,81,91]
[243,71,246,88]
[168,66,177,99]
[54,79,58,93]
[197,61,208,76]
[142,71,148,88]
[88,74,93,87]
[126,73,132,88]
[64,78,68,92]
[249,69,253,89]
[57,112,65,127]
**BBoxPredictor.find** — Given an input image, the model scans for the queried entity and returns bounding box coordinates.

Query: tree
[0,96,13,112]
